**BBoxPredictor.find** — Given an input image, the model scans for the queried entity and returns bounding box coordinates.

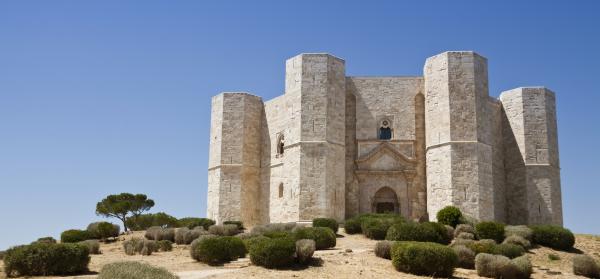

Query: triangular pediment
[356,143,417,171]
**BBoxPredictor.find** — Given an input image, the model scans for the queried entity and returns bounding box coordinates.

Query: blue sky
[0,1,598,249]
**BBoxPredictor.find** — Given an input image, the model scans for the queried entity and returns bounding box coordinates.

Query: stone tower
[285,54,346,221]
[424,51,504,221]
[500,87,562,225]
[207,93,263,225]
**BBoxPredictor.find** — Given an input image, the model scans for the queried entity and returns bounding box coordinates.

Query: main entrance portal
[372,187,399,214]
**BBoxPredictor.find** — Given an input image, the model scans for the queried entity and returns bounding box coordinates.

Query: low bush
[530,225,575,251]
[243,235,270,252]
[491,243,525,259]
[33,237,57,244]
[263,230,292,239]
[61,229,95,243]
[476,222,505,243]
[475,253,531,279]
[573,254,600,278]
[502,235,531,249]
[374,240,393,259]
[249,237,296,268]
[293,227,336,250]
[385,222,449,244]
[453,245,475,269]
[295,239,316,264]
[454,224,476,238]
[178,217,215,230]
[436,206,463,227]
[504,225,533,241]
[312,218,339,234]
[123,238,157,256]
[361,218,394,240]
[391,241,458,277]
[251,222,298,235]
[467,239,497,255]
[0,250,5,260]
[98,261,178,279]
[79,240,101,254]
[344,218,362,234]
[223,221,244,230]
[548,253,561,261]
[3,242,90,277]
[87,222,120,240]
[190,236,245,265]
[451,238,475,248]
[457,232,475,240]
[145,226,175,242]
[126,212,180,231]
[157,240,173,252]
[208,224,240,236]
[174,227,208,245]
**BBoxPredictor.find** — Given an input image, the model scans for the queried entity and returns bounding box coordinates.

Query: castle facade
[207,51,562,227]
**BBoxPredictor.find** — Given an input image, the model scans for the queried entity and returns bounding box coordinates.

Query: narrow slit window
[278,183,284,198]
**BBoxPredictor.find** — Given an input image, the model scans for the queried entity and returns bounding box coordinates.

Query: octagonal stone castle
[207,51,562,227]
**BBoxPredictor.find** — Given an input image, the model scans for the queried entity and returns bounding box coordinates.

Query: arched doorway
[372,187,399,214]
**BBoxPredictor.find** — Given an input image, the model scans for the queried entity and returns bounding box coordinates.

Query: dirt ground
[1,231,599,279]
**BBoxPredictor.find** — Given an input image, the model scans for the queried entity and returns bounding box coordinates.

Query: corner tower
[207,93,263,226]
[285,54,346,221]
[424,51,498,221]
[500,87,562,225]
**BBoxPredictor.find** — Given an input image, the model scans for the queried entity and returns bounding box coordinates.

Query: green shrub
[312,218,339,234]
[178,217,215,230]
[33,237,57,244]
[391,241,458,277]
[436,206,463,227]
[385,222,449,244]
[190,236,245,265]
[344,218,362,234]
[293,227,336,250]
[492,243,525,259]
[548,253,561,261]
[467,239,497,254]
[476,222,505,243]
[504,225,533,240]
[502,235,531,249]
[79,240,101,254]
[174,227,208,245]
[87,222,120,239]
[475,253,531,279]
[157,240,173,252]
[3,242,90,277]
[243,235,270,252]
[223,221,244,230]
[454,224,476,238]
[374,240,393,259]
[457,232,475,240]
[145,226,175,242]
[61,229,94,243]
[0,250,5,260]
[126,212,179,231]
[249,237,295,268]
[98,261,178,279]
[530,225,575,251]
[295,239,315,264]
[123,238,157,256]
[453,245,475,269]
[208,224,240,236]
[573,254,600,278]
[263,230,292,239]
[251,222,298,235]
[450,238,475,248]
[361,218,394,240]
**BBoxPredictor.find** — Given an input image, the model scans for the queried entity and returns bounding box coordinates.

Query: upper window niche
[379,120,392,140]
[276,134,285,157]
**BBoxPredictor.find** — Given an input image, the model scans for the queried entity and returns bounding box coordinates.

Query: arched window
[379,120,392,140]
[276,134,285,156]
[278,183,284,198]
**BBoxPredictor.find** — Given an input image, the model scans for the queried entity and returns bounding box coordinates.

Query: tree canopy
[95,193,155,231]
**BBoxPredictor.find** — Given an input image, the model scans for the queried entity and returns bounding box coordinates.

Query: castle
[207,51,563,227]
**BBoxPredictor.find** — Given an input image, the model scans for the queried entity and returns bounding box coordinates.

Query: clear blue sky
[1,1,598,250]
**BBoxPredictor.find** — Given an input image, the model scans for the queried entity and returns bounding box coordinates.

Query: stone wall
[500,87,562,225]
[207,93,263,225]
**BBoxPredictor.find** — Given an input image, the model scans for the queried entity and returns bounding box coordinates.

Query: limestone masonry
[207,51,563,227]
